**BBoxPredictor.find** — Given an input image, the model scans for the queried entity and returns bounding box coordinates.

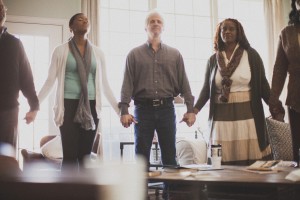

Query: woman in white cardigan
[38,13,119,172]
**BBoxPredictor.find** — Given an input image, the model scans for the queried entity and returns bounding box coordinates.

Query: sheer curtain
[263,0,285,80]
[81,0,103,156]
[81,0,100,46]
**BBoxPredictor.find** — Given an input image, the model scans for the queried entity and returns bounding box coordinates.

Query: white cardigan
[38,42,119,128]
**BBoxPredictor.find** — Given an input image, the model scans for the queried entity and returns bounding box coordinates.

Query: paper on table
[246,160,280,171]
[285,169,300,181]
[277,161,297,167]
[181,164,224,171]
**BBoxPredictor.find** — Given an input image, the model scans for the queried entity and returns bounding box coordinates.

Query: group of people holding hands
[1,0,299,177]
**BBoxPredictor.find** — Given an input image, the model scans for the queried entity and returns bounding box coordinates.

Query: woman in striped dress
[194,18,271,165]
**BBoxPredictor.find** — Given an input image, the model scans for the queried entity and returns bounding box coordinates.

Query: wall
[283,0,291,25]
[3,0,80,19]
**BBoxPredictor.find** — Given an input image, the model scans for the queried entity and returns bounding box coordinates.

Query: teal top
[64,52,96,100]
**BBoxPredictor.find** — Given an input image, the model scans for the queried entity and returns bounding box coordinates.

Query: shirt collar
[146,41,163,50]
[0,26,7,40]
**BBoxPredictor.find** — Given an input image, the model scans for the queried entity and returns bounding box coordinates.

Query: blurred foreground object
[0,142,21,177]
[84,156,147,200]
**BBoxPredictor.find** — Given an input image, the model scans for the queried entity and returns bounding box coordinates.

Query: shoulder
[126,43,147,58]
[54,42,68,52]
[91,44,105,58]
[279,25,297,40]
[245,47,262,61]
[281,25,295,34]
[129,43,147,53]
[162,43,181,54]
[246,47,259,55]
[51,42,68,57]
[3,31,22,46]
[246,48,264,69]
[208,53,217,63]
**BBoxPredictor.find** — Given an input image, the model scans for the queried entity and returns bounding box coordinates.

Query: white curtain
[264,0,285,80]
[81,0,100,46]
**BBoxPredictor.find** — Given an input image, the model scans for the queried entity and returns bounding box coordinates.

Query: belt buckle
[152,99,161,107]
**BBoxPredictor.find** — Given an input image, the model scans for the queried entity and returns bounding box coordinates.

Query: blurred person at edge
[194,18,271,166]
[269,0,300,164]
[0,0,39,149]
[38,13,119,172]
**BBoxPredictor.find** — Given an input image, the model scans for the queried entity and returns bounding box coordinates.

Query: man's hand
[24,110,38,124]
[120,114,138,128]
[180,112,196,127]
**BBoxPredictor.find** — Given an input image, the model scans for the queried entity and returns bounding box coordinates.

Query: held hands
[180,112,196,127]
[120,114,138,128]
[271,112,285,122]
[269,102,285,122]
[24,110,38,124]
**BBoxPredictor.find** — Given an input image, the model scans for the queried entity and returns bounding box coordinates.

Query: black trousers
[59,99,99,172]
[288,107,300,163]
[0,107,18,148]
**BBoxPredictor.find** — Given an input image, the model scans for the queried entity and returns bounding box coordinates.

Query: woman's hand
[24,110,38,124]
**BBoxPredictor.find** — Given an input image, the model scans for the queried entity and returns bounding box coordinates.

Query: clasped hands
[180,112,196,127]
[24,110,38,124]
[269,102,285,122]
[120,112,196,128]
[120,114,138,128]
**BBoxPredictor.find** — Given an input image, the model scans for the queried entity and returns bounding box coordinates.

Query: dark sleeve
[269,32,288,106]
[18,40,39,111]
[119,52,135,115]
[255,49,270,105]
[268,32,288,120]
[194,56,213,111]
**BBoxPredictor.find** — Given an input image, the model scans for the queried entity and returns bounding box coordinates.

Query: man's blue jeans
[134,102,177,167]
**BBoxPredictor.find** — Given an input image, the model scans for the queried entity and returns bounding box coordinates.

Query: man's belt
[134,97,174,107]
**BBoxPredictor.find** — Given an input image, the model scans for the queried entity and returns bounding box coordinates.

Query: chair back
[266,117,293,161]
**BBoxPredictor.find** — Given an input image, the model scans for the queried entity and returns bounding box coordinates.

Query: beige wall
[283,0,292,25]
[3,0,80,19]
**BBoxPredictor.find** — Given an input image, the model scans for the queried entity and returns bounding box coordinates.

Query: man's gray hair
[144,10,164,28]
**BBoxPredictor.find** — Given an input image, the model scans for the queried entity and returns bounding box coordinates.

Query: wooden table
[148,165,300,200]
[0,175,101,200]
[0,165,146,200]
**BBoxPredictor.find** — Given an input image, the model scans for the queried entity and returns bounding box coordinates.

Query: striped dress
[211,50,270,165]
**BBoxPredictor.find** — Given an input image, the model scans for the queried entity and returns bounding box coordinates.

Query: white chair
[176,137,207,166]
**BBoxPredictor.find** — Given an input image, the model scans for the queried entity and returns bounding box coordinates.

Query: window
[99,0,267,161]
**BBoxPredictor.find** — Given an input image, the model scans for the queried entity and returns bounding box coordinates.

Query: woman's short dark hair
[213,18,250,52]
[289,0,300,25]
[69,13,84,28]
